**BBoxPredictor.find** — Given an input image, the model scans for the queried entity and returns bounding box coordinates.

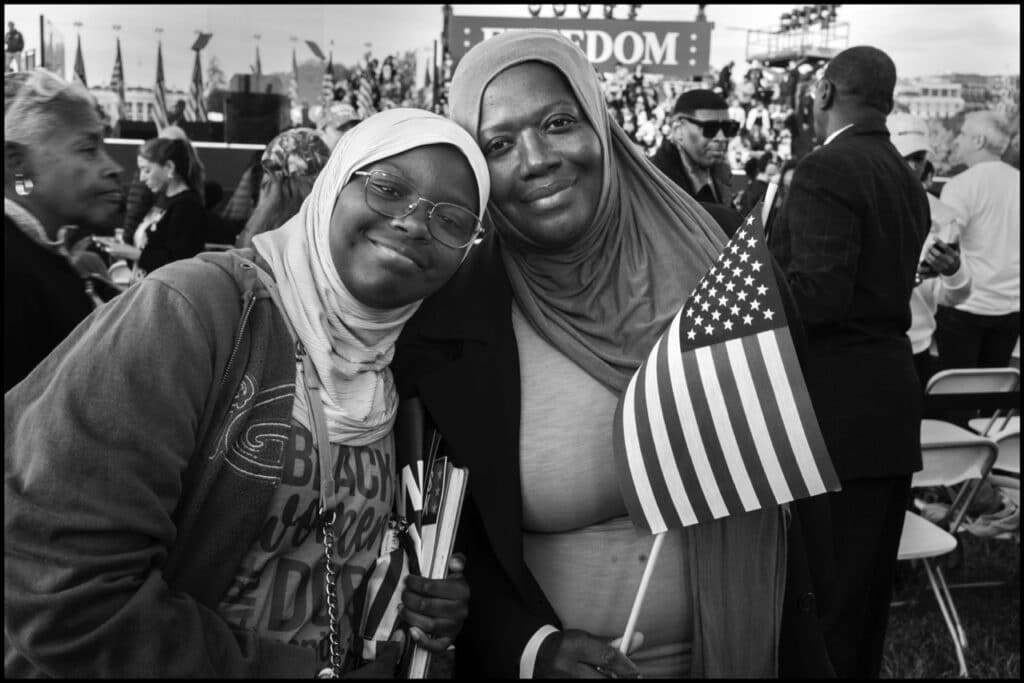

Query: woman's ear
[164,160,177,178]
[5,140,31,178]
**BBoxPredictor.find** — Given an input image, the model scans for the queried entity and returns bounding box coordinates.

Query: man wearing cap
[650,89,739,210]
[934,110,1020,370]
[767,46,929,678]
[888,112,972,386]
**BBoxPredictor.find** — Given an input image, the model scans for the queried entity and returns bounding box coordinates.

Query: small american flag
[110,38,126,122]
[613,203,839,534]
[185,51,207,122]
[321,52,336,108]
[73,34,87,88]
[152,42,169,130]
[350,425,437,662]
[355,69,377,119]
[287,48,300,111]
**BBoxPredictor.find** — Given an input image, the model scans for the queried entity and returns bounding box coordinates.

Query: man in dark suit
[650,89,739,211]
[767,45,930,678]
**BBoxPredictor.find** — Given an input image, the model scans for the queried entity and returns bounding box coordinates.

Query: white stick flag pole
[619,532,666,654]
[762,181,779,226]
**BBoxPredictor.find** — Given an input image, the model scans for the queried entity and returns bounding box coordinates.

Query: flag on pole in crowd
[355,68,377,119]
[288,46,300,110]
[612,202,839,535]
[152,41,169,130]
[321,51,336,106]
[109,37,126,122]
[185,50,207,122]
[73,33,87,87]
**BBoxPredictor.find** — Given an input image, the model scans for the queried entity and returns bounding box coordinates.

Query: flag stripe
[741,333,811,500]
[708,342,774,509]
[645,336,698,529]
[680,350,744,515]
[694,346,760,511]
[632,349,678,533]
[618,370,662,533]
[722,339,795,504]
[758,331,831,495]
[613,383,647,532]
[667,313,728,519]
[657,313,714,523]
[363,547,406,638]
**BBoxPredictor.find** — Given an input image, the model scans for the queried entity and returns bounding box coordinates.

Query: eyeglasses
[676,116,740,139]
[352,170,483,249]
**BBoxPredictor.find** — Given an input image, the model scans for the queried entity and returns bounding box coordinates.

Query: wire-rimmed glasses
[352,170,483,249]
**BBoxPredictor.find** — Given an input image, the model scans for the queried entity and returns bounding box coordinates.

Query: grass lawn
[429,531,1019,679]
[883,531,1020,678]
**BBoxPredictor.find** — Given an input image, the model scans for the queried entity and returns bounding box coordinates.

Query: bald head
[824,46,897,114]
[963,110,1011,156]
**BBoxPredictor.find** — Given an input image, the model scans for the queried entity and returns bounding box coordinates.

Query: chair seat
[970,416,1019,436]
[915,420,998,488]
[898,510,957,561]
[921,419,983,447]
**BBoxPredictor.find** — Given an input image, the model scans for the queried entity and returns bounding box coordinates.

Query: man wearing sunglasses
[651,89,740,213]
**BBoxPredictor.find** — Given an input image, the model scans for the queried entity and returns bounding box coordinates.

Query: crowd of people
[4,30,1020,681]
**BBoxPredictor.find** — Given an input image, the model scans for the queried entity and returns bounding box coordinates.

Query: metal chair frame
[898,511,968,677]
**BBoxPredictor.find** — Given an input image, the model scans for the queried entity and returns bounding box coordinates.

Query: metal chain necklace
[317,507,343,678]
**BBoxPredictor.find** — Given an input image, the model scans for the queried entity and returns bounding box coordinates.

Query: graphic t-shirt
[217,418,395,670]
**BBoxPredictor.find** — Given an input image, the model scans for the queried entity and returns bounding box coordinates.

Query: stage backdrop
[447,16,712,79]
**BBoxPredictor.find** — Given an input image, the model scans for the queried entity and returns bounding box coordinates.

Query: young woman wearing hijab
[5,109,489,678]
[393,31,832,679]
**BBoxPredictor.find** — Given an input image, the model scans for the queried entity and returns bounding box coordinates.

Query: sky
[4,4,1020,91]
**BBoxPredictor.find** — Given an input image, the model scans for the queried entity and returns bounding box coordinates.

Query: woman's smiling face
[477,62,603,249]
[328,143,479,309]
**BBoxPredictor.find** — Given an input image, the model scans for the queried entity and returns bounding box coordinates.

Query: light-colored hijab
[254,109,489,445]
[449,30,726,392]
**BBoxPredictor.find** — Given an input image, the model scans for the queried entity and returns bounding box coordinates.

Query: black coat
[393,231,834,678]
[650,138,736,210]
[768,123,930,481]
[4,218,93,392]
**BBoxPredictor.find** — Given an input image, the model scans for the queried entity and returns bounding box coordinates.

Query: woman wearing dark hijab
[393,31,831,679]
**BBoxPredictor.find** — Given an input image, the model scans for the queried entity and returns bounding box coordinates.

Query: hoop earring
[14,173,34,197]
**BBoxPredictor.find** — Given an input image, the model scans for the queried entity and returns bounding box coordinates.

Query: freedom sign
[447,16,712,79]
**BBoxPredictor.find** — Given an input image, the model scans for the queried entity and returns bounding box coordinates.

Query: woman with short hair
[4,68,123,390]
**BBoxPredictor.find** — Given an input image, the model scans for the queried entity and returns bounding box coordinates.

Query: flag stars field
[612,201,839,535]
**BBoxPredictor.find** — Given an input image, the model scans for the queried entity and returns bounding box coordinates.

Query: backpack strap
[251,262,336,512]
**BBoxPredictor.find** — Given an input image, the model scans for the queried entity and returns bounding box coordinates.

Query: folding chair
[917,420,999,535]
[968,422,1019,510]
[926,367,1020,436]
[897,511,966,677]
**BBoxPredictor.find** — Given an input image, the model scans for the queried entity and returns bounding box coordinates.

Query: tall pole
[432,39,438,113]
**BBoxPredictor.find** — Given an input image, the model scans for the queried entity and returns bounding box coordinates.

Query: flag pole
[619,532,666,654]
[762,181,779,226]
